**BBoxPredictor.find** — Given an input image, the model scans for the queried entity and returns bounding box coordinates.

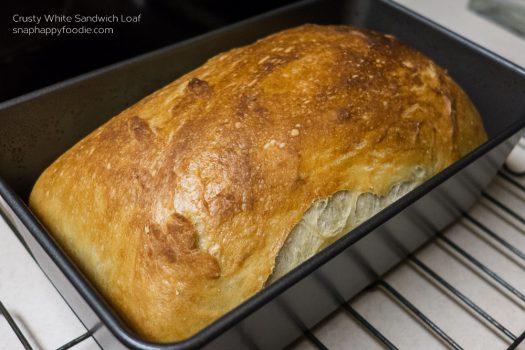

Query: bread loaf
[29,24,487,342]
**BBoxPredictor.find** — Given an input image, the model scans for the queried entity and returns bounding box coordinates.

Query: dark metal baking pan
[1,0,524,349]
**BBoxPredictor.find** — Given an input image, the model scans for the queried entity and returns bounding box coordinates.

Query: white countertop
[395,0,525,68]
[0,217,99,349]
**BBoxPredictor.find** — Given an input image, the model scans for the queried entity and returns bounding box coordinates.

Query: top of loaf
[29,24,486,342]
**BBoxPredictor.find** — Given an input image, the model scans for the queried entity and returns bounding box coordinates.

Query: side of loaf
[29,24,487,342]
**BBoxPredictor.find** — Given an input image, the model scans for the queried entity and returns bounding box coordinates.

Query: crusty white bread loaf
[29,24,487,342]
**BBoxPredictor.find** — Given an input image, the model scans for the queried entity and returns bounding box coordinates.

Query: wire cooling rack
[0,301,93,350]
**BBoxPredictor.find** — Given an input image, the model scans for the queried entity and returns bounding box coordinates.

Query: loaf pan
[1,0,524,349]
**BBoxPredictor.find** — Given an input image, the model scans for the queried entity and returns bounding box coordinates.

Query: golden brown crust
[29,24,487,342]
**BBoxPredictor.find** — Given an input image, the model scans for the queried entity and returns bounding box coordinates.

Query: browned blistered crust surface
[29,24,487,342]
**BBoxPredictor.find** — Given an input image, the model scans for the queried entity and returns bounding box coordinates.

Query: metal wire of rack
[1,142,524,349]
[0,300,93,350]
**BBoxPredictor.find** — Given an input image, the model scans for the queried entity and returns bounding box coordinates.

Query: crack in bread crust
[268,181,417,284]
